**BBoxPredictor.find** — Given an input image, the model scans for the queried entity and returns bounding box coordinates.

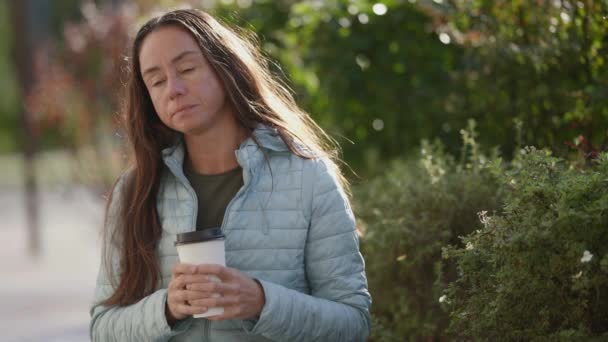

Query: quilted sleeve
[89,175,193,341]
[243,158,372,341]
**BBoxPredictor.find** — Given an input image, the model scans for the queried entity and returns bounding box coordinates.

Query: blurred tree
[0,0,19,153]
[24,0,608,180]
[26,1,135,189]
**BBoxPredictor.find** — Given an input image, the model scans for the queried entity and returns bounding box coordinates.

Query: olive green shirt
[183,161,244,230]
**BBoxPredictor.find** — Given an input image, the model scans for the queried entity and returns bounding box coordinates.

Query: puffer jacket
[89,125,371,341]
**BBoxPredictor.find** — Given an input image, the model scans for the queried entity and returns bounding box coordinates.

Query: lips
[171,104,198,117]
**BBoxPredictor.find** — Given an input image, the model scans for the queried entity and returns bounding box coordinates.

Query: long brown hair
[102,9,348,306]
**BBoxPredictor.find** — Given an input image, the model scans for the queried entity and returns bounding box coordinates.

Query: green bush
[278,0,462,170]
[443,148,608,340]
[355,121,503,340]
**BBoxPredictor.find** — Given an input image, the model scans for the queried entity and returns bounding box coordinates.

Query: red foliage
[26,3,135,146]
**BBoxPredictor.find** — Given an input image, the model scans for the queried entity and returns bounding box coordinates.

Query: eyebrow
[141,50,201,79]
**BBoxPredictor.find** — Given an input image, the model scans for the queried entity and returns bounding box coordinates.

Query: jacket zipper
[203,152,251,340]
[218,151,251,232]
[174,151,252,232]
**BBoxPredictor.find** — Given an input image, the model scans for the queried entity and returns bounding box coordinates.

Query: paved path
[0,185,104,342]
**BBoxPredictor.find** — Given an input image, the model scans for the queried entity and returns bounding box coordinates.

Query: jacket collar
[160,123,289,176]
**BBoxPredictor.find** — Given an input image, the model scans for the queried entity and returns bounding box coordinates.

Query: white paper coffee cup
[175,228,226,318]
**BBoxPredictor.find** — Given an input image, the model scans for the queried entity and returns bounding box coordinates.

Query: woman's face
[138,25,232,135]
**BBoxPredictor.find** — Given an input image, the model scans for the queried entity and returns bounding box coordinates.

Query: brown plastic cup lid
[174,228,225,246]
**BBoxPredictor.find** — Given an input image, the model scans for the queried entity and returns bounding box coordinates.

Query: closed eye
[152,79,166,87]
[180,67,195,74]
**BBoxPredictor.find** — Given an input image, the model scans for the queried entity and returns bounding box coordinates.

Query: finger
[173,303,208,316]
[173,289,215,303]
[169,273,204,291]
[172,263,197,277]
[169,274,189,290]
[188,295,238,308]
[185,282,214,292]
[167,287,187,304]
[185,280,236,294]
[194,264,229,278]
[180,274,210,285]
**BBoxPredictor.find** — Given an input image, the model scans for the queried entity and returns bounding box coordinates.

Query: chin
[171,109,227,136]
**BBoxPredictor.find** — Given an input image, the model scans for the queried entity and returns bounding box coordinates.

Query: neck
[183,115,249,175]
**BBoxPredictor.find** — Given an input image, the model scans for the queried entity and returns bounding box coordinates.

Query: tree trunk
[11,0,40,258]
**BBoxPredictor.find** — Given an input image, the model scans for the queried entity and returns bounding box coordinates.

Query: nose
[167,73,186,100]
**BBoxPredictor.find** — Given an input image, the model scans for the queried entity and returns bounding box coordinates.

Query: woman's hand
[165,263,211,325]
[185,264,266,321]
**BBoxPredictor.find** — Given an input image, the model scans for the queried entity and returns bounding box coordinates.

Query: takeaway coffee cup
[175,228,226,318]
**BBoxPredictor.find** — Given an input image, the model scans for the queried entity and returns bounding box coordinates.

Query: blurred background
[1,0,607,341]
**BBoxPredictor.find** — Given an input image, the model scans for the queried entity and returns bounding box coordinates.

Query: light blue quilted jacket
[89,125,371,341]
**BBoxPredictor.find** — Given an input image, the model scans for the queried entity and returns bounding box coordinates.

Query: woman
[89,8,371,342]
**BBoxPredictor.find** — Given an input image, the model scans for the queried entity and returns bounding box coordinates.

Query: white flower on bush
[581,250,593,263]
[466,242,474,250]
[477,210,491,226]
[572,271,583,279]
[439,295,447,303]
